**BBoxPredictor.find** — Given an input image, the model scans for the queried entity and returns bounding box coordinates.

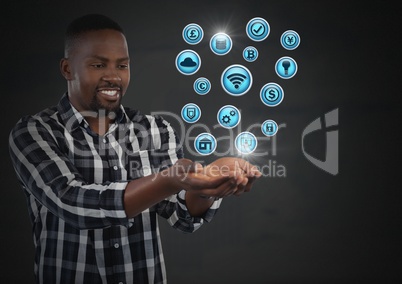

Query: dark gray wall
[1,0,401,283]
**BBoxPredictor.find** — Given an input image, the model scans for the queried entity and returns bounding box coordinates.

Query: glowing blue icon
[194,133,217,155]
[175,50,201,75]
[260,82,284,107]
[243,46,259,62]
[221,64,252,96]
[281,30,300,50]
[217,105,241,129]
[181,103,201,123]
[210,33,232,56]
[261,120,278,136]
[183,23,204,45]
[235,132,257,154]
[246,17,270,42]
[193,77,211,95]
[275,56,297,79]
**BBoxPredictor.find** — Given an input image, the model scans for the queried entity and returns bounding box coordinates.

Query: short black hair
[64,14,124,57]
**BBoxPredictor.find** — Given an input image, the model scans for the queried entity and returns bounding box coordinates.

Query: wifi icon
[221,64,253,96]
[227,73,247,89]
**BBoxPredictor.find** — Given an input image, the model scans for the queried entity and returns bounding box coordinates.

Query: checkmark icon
[247,17,270,41]
[252,24,264,35]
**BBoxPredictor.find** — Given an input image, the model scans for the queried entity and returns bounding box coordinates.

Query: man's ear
[60,58,73,80]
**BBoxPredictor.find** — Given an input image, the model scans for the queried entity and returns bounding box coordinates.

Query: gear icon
[221,115,231,124]
[230,110,236,116]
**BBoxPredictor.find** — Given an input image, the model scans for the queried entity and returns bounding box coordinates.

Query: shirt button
[103,138,107,143]
[114,243,119,249]
[113,165,118,170]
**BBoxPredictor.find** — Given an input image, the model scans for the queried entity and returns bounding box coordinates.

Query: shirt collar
[57,93,127,131]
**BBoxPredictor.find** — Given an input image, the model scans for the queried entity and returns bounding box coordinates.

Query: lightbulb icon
[282,60,290,75]
[275,56,297,79]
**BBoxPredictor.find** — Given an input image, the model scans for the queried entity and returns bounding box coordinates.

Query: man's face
[63,29,130,113]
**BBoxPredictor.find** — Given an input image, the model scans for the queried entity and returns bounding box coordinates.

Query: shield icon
[187,107,196,119]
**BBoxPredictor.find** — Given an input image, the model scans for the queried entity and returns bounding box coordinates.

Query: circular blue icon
[221,64,253,96]
[281,30,300,50]
[261,120,279,136]
[260,83,284,107]
[183,23,204,45]
[246,17,270,42]
[217,105,241,129]
[235,132,258,154]
[243,46,259,62]
[181,103,201,123]
[193,77,211,95]
[175,50,201,75]
[194,133,217,156]
[210,33,232,56]
[275,56,297,79]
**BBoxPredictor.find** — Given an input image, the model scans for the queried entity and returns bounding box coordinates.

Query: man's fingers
[197,178,237,198]
[238,161,262,178]
[176,157,262,196]
[188,161,203,173]
[244,176,257,192]
[185,172,231,190]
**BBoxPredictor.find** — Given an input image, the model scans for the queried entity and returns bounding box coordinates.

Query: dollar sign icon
[260,83,284,107]
[265,88,278,101]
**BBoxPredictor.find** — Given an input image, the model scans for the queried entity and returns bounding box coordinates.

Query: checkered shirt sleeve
[8,94,222,283]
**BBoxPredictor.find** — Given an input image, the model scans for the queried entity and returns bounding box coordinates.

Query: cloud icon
[180,57,197,67]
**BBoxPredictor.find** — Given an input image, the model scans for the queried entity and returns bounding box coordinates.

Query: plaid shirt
[9,94,221,284]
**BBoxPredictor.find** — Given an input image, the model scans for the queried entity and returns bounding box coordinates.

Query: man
[9,14,261,283]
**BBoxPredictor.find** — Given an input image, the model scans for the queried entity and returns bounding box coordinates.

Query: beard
[90,95,122,112]
[89,87,123,116]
